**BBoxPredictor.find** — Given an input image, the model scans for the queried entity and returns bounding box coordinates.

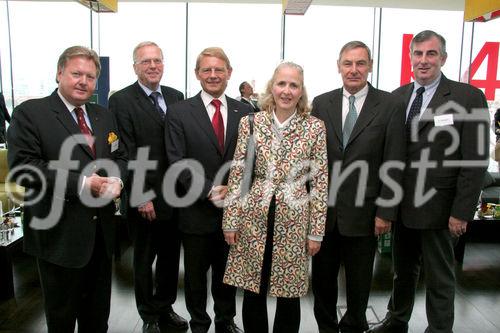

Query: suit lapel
[189,94,221,153]
[133,82,164,126]
[224,97,244,157]
[160,86,177,106]
[418,76,450,133]
[327,90,343,144]
[346,85,379,146]
[51,91,94,159]
[86,104,103,158]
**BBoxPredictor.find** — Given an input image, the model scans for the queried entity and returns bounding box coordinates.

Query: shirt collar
[273,109,297,129]
[138,80,161,97]
[342,83,369,100]
[57,89,86,114]
[414,73,441,91]
[200,90,228,109]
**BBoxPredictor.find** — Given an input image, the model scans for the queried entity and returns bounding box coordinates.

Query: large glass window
[187,2,282,99]
[467,19,500,171]
[0,0,12,110]
[284,5,376,99]
[7,1,90,106]
[98,1,186,95]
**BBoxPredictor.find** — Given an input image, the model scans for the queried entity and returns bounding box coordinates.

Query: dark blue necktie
[149,92,165,120]
[406,86,425,139]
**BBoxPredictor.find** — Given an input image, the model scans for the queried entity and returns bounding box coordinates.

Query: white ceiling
[116,0,466,11]
[18,0,466,12]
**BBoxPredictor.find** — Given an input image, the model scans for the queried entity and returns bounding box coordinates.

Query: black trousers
[182,231,236,333]
[388,222,456,333]
[37,225,111,333]
[312,226,377,333]
[130,213,182,322]
[242,198,301,333]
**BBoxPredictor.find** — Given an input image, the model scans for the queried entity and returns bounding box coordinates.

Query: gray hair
[259,61,310,116]
[410,30,447,57]
[338,41,372,61]
[133,41,164,63]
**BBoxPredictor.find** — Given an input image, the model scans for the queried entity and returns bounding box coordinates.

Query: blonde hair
[259,61,310,115]
[195,47,232,71]
[56,46,100,83]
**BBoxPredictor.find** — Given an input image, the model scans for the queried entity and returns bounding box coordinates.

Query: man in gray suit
[368,30,489,333]
[311,41,405,333]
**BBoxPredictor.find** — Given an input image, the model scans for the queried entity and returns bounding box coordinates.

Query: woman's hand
[307,239,321,256]
[224,231,239,245]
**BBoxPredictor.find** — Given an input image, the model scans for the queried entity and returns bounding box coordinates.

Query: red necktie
[74,107,95,157]
[210,99,224,152]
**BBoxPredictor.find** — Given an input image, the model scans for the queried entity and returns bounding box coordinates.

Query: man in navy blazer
[368,30,489,333]
[165,47,250,333]
[7,46,126,333]
[109,41,187,333]
[311,41,406,333]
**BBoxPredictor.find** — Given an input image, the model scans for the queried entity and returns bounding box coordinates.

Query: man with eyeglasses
[165,47,250,333]
[109,41,187,333]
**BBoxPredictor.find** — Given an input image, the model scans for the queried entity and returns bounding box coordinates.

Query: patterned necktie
[149,91,165,120]
[210,99,224,152]
[406,86,425,139]
[343,95,357,148]
[74,107,95,157]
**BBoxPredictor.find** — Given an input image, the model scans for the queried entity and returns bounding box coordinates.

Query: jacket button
[92,216,98,221]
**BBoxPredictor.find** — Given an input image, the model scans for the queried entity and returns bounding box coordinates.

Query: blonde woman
[222,62,328,333]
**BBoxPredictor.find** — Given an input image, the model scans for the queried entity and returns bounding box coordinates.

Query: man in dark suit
[0,91,11,143]
[237,81,259,112]
[7,46,127,333]
[367,30,489,333]
[165,47,250,333]
[109,41,187,333]
[311,41,406,333]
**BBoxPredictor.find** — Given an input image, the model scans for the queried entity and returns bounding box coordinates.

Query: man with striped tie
[109,41,187,333]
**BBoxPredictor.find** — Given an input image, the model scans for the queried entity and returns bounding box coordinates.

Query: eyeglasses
[199,67,226,75]
[136,58,163,66]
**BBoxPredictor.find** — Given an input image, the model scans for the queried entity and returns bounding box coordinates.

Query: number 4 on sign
[468,42,500,101]
[400,34,499,101]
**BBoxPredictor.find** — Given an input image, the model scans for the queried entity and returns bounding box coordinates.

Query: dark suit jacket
[312,84,406,237]
[109,82,184,220]
[494,108,500,141]
[165,92,251,234]
[393,75,489,229]
[7,90,127,268]
[240,97,259,112]
[0,92,11,142]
